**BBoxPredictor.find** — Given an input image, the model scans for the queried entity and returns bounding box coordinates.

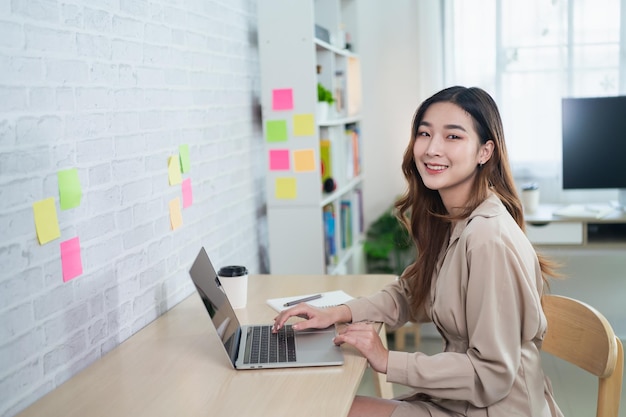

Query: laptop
[189,247,344,370]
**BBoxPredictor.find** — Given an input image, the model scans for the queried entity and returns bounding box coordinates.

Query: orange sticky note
[33,197,61,245]
[60,237,83,282]
[293,149,316,172]
[169,198,183,230]
[293,113,315,136]
[275,177,297,200]
[168,156,182,185]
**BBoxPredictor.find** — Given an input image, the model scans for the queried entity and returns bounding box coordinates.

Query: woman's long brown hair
[395,86,558,315]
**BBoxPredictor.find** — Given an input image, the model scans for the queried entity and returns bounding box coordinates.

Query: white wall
[356,1,422,225]
[0,1,266,416]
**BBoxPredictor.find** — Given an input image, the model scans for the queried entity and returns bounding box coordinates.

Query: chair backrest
[542,294,624,417]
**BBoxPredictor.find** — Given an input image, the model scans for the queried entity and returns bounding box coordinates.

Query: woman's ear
[479,140,495,165]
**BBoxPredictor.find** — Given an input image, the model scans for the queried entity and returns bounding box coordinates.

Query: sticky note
[169,197,183,230]
[275,177,297,200]
[179,144,190,173]
[60,237,83,282]
[57,168,82,210]
[33,197,61,245]
[272,88,293,111]
[182,178,193,208]
[293,114,315,136]
[265,120,288,142]
[168,156,182,185]
[269,149,290,171]
[293,149,316,172]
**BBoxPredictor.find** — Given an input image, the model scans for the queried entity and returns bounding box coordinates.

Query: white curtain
[443,0,623,173]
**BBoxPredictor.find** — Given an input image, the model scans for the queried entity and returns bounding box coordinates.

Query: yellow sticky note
[275,177,297,200]
[33,197,61,245]
[169,197,183,230]
[293,149,316,172]
[168,156,182,185]
[293,114,315,136]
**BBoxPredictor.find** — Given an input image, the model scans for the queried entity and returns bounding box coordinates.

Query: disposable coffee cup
[521,183,540,214]
[217,265,248,309]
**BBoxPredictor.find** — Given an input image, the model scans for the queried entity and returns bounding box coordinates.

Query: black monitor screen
[562,95,626,190]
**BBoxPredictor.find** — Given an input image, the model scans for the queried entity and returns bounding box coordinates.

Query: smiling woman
[274,86,564,417]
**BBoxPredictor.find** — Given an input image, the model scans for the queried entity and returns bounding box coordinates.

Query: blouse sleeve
[386,229,543,407]
[345,277,430,330]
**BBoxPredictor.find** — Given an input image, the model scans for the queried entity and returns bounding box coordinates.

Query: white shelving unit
[258,0,365,274]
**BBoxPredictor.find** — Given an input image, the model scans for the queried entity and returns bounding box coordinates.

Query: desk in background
[16,274,396,417]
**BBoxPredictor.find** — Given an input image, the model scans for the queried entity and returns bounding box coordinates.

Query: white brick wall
[0,1,266,416]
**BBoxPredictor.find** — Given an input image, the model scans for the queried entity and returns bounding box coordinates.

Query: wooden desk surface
[17,274,396,417]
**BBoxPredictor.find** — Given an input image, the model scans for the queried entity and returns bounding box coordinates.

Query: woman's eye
[417,131,430,137]
[447,134,461,140]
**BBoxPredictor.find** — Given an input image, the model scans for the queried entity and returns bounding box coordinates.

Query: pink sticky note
[272,88,293,111]
[60,237,83,282]
[182,178,193,208]
[269,149,290,171]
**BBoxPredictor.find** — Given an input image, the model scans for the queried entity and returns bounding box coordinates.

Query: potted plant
[363,208,413,275]
[317,82,335,121]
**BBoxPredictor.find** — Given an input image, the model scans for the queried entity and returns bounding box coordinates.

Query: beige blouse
[346,194,563,416]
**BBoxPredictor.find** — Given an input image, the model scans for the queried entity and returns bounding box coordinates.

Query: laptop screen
[189,248,241,366]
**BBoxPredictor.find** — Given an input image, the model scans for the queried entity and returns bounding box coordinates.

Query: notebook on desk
[189,247,344,370]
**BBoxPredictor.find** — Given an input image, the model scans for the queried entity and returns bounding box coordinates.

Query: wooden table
[17,274,396,417]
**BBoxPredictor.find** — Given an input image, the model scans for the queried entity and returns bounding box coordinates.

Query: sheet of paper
[265,120,288,142]
[272,88,293,111]
[269,149,290,171]
[168,156,182,185]
[274,177,297,199]
[169,197,183,230]
[293,113,315,136]
[182,178,193,208]
[293,149,315,172]
[266,290,354,313]
[57,168,82,210]
[179,144,190,173]
[60,237,83,282]
[33,197,61,245]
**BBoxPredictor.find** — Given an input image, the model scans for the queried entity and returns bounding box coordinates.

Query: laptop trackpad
[297,330,336,351]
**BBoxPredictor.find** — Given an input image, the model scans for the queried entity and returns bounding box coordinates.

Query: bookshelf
[258,0,365,274]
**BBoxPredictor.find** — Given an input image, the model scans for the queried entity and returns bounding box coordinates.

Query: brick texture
[0,1,265,416]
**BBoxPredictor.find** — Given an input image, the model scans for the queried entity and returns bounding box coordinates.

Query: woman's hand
[272,304,351,332]
[333,322,389,374]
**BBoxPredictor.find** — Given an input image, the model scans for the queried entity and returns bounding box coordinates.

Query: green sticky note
[57,168,82,210]
[265,120,288,142]
[179,144,190,173]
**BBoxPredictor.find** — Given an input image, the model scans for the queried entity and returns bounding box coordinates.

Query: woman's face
[413,101,493,211]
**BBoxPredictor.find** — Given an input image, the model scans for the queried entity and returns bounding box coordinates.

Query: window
[444,0,623,169]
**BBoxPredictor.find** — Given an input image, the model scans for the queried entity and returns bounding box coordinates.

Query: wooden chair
[542,294,624,417]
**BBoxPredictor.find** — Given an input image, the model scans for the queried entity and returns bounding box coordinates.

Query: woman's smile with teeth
[426,163,447,171]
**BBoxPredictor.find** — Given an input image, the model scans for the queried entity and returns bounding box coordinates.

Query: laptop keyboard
[243,325,297,364]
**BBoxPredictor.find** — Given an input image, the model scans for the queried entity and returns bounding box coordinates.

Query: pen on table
[283,294,322,307]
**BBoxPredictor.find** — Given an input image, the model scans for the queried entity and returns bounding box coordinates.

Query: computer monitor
[561,95,626,207]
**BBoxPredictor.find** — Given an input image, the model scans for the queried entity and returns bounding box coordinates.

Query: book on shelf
[340,200,352,249]
[323,203,337,265]
[346,57,362,117]
[344,125,361,181]
[320,138,333,191]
